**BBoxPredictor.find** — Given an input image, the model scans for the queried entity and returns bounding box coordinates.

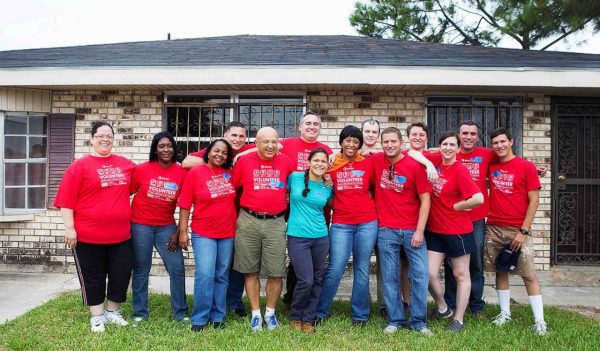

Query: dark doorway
[552,97,600,265]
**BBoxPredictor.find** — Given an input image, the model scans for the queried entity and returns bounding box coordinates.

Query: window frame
[0,111,48,215]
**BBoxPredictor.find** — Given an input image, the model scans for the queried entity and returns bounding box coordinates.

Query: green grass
[0,292,598,351]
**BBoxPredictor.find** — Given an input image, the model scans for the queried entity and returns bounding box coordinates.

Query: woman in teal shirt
[287,148,332,333]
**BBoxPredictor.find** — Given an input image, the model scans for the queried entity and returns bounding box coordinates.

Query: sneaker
[191,324,207,332]
[417,327,434,336]
[352,320,368,327]
[104,310,128,326]
[290,320,303,331]
[177,316,191,325]
[131,316,144,327]
[250,315,263,331]
[212,321,225,330]
[429,307,453,320]
[447,320,464,333]
[90,315,105,333]
[233,309,248,318]
[383,325,399,334]
[532,321,548,336]
[491,311,512,326]
[301,323,316,334]
[264,314,279,331]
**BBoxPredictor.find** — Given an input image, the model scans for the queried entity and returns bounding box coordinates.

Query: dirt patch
[561,306,600,320]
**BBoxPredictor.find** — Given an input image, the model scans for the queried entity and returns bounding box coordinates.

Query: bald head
[256,127,279,160]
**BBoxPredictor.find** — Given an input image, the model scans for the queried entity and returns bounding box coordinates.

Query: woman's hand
[323,173,333,187]
[178,230,189,251]
[64,226,78,249]
[426,164,438,184]
[167,233,179,252]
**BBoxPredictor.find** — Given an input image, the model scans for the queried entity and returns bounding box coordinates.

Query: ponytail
[302,169,310,198]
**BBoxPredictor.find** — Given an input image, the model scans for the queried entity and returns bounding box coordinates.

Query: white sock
[438,306,448,314]
[251,309,261,318]
[497,289,511,315]
[529,295,545,323]
[265,307,276,317]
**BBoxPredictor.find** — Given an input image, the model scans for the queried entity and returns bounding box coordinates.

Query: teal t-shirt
[286,171,333,238]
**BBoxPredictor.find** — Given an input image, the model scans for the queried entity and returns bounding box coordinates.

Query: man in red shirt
[232,127,293,332]
[280,111,332,307]
[372,127,433,335]
[484,127,547,336]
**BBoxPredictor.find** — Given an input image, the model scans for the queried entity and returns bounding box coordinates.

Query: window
[1,112,48,213]
[166,94,305,162]
[426,96,523,155]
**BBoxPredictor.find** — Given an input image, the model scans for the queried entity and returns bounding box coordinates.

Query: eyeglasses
[388,162,395,181]
[94,134,114,140]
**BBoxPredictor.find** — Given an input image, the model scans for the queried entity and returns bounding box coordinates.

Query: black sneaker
[352,320,368,327]
[447,319,464,333]
[429,307,454,320]
[212,322,225,330]
[191,324,207,332]
[233,309,247,318]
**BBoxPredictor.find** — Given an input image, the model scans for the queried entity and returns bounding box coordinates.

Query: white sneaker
[417,327,434,336]
[104,310,129,326]
[90,315,106,332]
[383,325,399,334]
[491,311,512,326]
[532,321,548,336]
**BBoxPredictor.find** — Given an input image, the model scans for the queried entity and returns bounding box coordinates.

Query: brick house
[0,35,598,282]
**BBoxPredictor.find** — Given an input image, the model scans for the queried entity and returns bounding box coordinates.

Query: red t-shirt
[280,138,333,171]
[53,154,136,244]
[130,161,188,226]
[487,156,541,227]
[178,165,237,238]
[457,147,496,221]
[427,159,480,235]
[190,143,254,158]
[371,152,432,229]
[232,152,293,214]
[329,158,377,224]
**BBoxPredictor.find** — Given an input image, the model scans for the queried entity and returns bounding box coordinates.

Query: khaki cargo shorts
[484,224,536,277]
[233,210,287,277]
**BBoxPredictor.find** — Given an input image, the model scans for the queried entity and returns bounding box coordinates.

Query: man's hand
[536,166,547,178]
[179,230,189,251]
[411,229,425,248]
[426,164,438,184]
[511,231,526,252]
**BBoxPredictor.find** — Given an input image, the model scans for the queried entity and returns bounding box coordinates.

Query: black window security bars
[426,96,523,156]
[165,96,304,162]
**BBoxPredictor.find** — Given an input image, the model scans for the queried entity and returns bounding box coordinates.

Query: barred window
[426,96,523,156]
[166,95,305,162]
[1,112,48,213]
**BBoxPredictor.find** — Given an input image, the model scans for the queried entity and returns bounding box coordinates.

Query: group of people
[55,112,547,337]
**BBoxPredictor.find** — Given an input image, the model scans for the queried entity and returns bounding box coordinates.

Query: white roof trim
[1,65,600,88]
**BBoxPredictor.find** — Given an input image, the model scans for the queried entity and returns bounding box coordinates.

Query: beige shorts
[484,224,536,277]
[233,210,287,277]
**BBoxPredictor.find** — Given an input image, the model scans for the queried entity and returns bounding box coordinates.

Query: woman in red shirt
[425,131,483,333]
[130,131,189,326]
[54,121,135,333]
[178,139,236,332]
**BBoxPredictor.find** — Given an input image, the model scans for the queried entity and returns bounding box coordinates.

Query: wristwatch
[519,228,530,236]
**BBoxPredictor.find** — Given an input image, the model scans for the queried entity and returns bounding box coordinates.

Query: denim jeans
[316,220,378,322]
[377,227,429,330]
[288,235,329,323]
[444,219,485,313]
[191,234,234,325]
[131,222,187,320]
[226,268,245,311]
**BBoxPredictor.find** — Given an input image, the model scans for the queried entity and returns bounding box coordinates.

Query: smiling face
[459,124,479,152]
[256,127,279,160]
[491,133,514,161]
[381,131,402,161]
[299,114,321,143]
[207,141,229,168]
[362,122,380,148]
[308,151,329,179]
[156,137,174,165]
[224,126,247,152]
[440,136,459,163]
[341,136,361,161]
[408,126,427,152]
[91,125,114,157]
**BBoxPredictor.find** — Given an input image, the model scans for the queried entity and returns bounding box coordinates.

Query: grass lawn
[0,291,598,351]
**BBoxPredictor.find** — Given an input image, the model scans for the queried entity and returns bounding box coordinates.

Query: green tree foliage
[350,0,600,50]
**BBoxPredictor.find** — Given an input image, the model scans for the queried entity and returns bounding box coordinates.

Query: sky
[1,0,599,54]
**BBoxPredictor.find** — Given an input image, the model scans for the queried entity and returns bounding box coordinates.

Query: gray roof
[1,35,599,69]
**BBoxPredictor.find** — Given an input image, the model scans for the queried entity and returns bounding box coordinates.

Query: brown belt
[242,208,285,220]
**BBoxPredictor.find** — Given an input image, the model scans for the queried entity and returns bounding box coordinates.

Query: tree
[349,0,600,50]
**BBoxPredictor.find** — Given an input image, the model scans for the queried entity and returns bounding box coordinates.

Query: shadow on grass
[0,291,599,351]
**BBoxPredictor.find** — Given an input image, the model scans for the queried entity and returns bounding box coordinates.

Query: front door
[552,98,600,265]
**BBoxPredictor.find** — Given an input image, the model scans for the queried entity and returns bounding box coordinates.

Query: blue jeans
[316,220,378,322]
[226,268,245,310]
[288,235,329,323]
[444,219,485,312]
[191,234,234,325]
[377,227,429,330]
[131,222,187,320]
